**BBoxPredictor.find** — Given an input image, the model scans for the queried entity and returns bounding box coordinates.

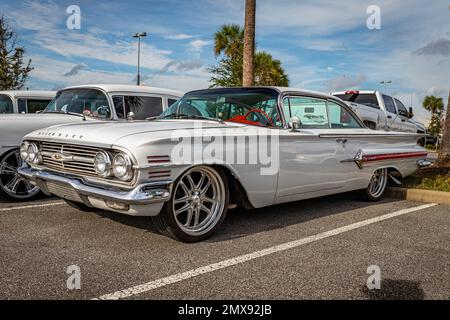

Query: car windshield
[159,89,281,127]
[44,89,111,119]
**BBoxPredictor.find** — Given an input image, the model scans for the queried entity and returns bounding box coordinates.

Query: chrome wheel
[367,168,388,199]
[172,166,226,237]
[0,149,40,200]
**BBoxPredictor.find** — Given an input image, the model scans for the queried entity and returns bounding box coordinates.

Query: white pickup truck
[332,90,426,136]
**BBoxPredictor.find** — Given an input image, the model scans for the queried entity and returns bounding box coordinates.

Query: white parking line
[0,201,65,212]
[95,203,437,300]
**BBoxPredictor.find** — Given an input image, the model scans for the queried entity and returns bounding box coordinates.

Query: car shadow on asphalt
[90,191,399,243]
[360,279,425,300]
[208,192,399,243]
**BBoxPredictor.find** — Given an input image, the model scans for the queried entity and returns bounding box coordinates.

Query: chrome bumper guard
[417,159,432,168]
[18,167,171,205]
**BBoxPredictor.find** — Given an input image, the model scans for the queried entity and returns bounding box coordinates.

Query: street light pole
[380,80,392,94]
[132,32,147,86]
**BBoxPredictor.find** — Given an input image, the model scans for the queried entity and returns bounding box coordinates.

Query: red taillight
[345,90,359,94]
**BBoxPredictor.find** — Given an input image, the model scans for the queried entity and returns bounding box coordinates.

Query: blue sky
[1,0,449,123]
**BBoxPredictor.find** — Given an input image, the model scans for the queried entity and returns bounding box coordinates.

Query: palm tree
[209,24,289,88]
[423,95,444,135]
[243,0,256,87]
[437,90,450,166]
[214,24,243,59]
[254,52,289,87]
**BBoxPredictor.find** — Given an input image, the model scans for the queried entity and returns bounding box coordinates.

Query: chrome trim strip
[19,167,172,205]
[319,133,426,138]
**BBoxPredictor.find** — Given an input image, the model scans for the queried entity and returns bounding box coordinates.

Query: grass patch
[402,167,450,192]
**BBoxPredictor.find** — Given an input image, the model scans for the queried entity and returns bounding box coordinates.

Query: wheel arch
[211,164,254,210]
[173,164,254,210]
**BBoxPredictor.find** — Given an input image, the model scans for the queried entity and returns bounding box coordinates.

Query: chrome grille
[40,142,100,177]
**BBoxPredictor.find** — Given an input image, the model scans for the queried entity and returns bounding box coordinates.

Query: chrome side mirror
[289,116,301,132]
[408,107,414,119]
[127,111,135,121]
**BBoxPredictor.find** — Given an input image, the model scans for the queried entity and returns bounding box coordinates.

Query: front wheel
[0,149,41,201]
[359,168,388,202]
[151,166,229,242]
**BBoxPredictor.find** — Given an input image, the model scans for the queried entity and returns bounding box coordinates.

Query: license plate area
[46,181,83,203]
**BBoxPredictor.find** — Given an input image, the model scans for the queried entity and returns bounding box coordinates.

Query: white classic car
[19,87,429,242]
[0,84,182,201]
[0,90,56,114]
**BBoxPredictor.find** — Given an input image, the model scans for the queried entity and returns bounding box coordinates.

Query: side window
[327,101,361,128]
[18,99,27,113]
[394,99,408,117]
[112,96,125,119]
[125,96,163,120]
[0,94,14,113]
[168,98,178,108]
[382,95,397,114]
[26,99,52,113]
[283,97,329,129]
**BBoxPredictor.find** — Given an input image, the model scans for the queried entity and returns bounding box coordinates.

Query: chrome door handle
[336,138,348,144]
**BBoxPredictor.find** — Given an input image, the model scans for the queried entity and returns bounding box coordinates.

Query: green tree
[209,24,289,88]
[423,95,444,135]
[0,16,33,90]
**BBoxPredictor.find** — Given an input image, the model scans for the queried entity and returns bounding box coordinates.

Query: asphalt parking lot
[0,192,448,300]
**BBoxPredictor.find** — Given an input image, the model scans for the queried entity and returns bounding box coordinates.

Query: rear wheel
[0,149,41,202]
[151,166,229,242]
[359,168,388,202]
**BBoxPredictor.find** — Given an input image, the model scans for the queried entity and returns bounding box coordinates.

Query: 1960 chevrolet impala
[18,87,429,242]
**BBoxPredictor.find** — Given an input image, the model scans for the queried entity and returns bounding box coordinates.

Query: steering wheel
[244,109,274,127]
[96,105,110,116]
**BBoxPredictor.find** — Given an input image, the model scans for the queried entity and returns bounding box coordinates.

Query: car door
[394,98,416,132]
[381,94,399,131]
[276,96,354,201]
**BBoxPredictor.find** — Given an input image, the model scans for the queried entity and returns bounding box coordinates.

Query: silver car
[19,87,428,242]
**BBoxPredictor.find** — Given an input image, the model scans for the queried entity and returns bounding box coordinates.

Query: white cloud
[188,39,211,53]
[300,39,347,51]
[7,0,172,70]
[327,75,367,92]
[27,56,209,93]
[166,34,195,40]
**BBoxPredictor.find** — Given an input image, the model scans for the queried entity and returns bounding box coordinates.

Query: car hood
[25,119,244,147]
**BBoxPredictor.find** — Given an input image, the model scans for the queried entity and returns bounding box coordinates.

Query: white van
[0,91,56,114]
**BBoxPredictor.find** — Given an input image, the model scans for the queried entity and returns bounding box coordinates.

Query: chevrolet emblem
[51,153,73,162]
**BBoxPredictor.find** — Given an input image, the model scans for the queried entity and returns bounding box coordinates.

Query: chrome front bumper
[18,167,172,216]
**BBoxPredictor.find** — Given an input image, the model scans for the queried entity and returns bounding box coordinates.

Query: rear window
[334,93,380,109]
[0,94,14,113]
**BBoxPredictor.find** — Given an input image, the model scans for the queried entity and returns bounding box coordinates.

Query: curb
[387,187,450,205]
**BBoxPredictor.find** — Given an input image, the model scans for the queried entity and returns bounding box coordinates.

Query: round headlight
[112,153,133,181]
[26,143,40,164]
[20,142,30,161]
[94,151,112,177]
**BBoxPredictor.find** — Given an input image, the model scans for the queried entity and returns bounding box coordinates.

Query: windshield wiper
[44,110,83,117]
